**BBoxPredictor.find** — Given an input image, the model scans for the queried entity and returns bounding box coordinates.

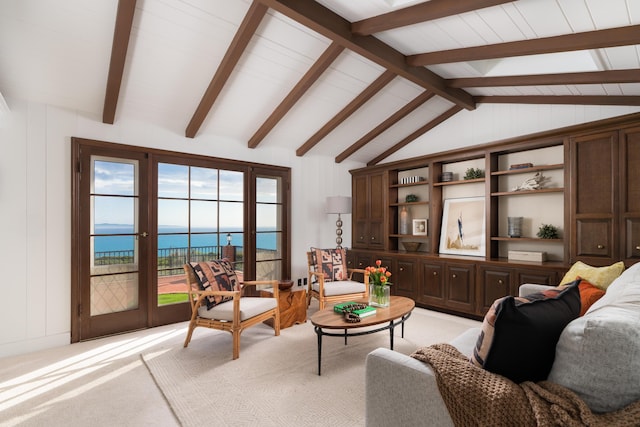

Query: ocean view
[94,224,278,253]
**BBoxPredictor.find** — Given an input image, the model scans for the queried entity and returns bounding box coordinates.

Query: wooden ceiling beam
[447,69,640,88]
[336,91,435,163]
[367,105,463,166]
[352,0,513,36]
[248,42,344,148]
[407,24,640,66]
[256,0,475,110]
[103,0,137,125]
[475,95,640,106]
[185,2,268,138]
[296,70,396,156]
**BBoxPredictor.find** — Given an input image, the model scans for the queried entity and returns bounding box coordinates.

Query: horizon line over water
[94,224,277,253]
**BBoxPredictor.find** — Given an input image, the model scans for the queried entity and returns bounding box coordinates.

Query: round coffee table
[310,296,415,375]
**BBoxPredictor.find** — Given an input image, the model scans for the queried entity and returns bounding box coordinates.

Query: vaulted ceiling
[1,0,639,165]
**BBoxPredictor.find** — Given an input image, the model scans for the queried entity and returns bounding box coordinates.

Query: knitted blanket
[410,344,640,427]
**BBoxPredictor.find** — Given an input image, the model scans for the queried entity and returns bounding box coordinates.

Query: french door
[72,143,150,341]
[72,138,291,342]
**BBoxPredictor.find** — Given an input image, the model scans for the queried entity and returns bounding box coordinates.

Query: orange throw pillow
[576,277,606,316]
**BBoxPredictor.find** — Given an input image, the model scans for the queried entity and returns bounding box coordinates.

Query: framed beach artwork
[439,196,485,257]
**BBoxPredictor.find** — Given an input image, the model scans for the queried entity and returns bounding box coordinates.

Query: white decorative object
[399,206,411,234]
[508,251,547,262]
[511,172,550,191]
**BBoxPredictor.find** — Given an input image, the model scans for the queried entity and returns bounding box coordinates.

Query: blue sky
[92,159,279,229]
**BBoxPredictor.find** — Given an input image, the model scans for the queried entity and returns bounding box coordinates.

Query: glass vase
[369,283,390,307]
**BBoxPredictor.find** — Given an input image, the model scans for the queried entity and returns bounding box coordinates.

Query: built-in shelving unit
[350,112,640,319]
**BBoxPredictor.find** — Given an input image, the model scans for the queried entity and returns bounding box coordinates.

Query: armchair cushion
[310,247,347,282]
[311,279,366,296]
[189,259,240,309]
[197,297,278,322]
[471,280,580,383]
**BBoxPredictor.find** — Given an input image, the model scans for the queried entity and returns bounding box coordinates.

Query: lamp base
[336,214,343,249]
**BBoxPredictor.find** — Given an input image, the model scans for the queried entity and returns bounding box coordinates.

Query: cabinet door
[352,172,385,249]
[477,267,512,315]
[621,126,640,264]
[418,261,445,307]
[368,172,385,249]
[353,175,369,249]
[446,263,475,312]
[393,258,416,299]
[571,131,618,264]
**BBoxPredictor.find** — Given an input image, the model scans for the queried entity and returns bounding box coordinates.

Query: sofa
[365,261,640,426]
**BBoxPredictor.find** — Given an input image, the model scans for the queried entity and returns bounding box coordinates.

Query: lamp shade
[325,196,352,214]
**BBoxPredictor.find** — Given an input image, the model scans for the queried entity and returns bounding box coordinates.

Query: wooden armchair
[183,261,280,360]
[307,249,369,310]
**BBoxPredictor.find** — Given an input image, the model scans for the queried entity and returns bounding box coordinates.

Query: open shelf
[491,163,564,176]
[432,177,485,187]
[491,188,564,197]
[491,236,563,243]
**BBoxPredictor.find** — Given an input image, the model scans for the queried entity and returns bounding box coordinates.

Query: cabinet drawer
[576,218,614,260]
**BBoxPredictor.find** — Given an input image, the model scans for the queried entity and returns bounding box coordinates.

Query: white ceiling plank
[586,0,632,28]
[556,0,596,32]
[513,0,573,37]
[600,45,640,69]
[474,5,526,42]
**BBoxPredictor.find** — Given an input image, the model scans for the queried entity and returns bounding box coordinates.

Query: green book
[353,305,376,318]
[334,302,359,313]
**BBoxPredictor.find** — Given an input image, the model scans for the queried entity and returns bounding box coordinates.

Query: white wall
[0,98,360,357]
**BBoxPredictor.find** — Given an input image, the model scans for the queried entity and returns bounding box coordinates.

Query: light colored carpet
[141,308,480,427]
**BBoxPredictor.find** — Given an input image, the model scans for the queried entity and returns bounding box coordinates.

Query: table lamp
[326,196,351,249]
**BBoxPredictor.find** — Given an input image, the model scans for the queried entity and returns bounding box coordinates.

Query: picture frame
[439,196,485,257]
[412,219,427,236]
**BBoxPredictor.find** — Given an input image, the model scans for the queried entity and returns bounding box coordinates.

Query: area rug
[141,308,480,427]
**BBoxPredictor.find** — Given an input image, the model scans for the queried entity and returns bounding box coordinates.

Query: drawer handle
[371,236,375,240]
[433,272,437,276]
[597,244,605,249]
[636,245,640,250]
[498,279,503,284]
[400,267,404,271]
[452,274,457,278]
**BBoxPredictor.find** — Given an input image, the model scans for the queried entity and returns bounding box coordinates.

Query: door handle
[139,232,149,238]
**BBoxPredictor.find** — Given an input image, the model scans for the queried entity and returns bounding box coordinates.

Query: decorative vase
[369,283,390,307]
[399,206,411,235]
[508,216,523,237]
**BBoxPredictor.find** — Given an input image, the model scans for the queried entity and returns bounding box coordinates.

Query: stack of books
[333,301,377,318]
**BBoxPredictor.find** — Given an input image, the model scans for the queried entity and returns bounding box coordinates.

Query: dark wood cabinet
[393,257,417,299]
[445,262,475,313]
[353,171,385,250]
[620,126,640,264]
[417,258,475,313]
[570,131,618,265]
[417,260,445,307]
[570,126,640,266]
[477,265,559,315]
[477,267,512,315]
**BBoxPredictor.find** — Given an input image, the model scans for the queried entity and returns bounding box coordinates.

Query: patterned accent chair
[307,248,369,310]
[183,259,280,359]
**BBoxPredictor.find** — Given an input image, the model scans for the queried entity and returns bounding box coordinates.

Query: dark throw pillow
[471,281,581,383]
[189,259,240,309]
